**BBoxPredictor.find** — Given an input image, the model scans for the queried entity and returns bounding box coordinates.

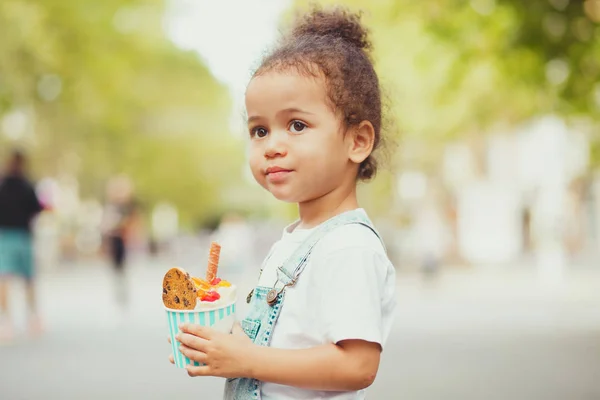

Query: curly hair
[254,5,384,180]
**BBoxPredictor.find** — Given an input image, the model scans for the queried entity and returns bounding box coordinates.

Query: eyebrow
[247,108,314,124]
[279,107,314,116]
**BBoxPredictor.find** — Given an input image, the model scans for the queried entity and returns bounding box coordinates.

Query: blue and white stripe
[167,303,236,368]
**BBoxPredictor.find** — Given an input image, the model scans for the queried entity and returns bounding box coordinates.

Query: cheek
[248,143,260,167]
[303,138,345,169]
[248,146,265,182]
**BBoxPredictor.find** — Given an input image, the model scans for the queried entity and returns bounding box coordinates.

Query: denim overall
[223,209,384,400]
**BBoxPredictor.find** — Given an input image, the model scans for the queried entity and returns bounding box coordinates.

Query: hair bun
[291,6,371,52]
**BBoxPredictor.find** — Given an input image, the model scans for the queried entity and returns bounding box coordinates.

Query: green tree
[293,0,599,136]
[0,0,245,227]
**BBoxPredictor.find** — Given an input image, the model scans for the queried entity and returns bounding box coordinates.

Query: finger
[167,336,171,344]
[186,364,211,377]
[179,344,208,364]
[179,323,214,340]
[176,332,210,353]
[169,354,174,364]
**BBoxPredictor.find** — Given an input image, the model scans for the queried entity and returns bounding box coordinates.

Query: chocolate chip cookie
[162,267,197,310]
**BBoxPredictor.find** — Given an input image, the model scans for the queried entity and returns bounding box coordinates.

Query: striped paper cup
[166,301,236,368]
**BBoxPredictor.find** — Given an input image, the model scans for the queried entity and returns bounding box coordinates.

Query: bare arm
[178,325,382,391]
[246,339,381,391]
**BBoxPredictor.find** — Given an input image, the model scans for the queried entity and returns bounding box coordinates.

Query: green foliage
[292,0,600,138]
[0,0,243,227]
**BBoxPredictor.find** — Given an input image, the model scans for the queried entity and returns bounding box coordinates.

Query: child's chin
[268,188,300,203]
[270,192,298,203]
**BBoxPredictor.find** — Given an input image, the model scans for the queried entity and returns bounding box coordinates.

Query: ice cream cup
[166,300,236,368]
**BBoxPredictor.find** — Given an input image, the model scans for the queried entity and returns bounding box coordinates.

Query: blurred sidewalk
[0,259,599,399]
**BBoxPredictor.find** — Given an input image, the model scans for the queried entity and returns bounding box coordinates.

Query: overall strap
[275,209,385,287]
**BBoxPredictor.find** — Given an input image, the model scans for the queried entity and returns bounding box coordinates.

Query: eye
[289,120,307,134]
[251,127,268,138]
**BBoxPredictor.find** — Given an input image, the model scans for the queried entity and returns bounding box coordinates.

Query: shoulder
[24,179,37,192]
[14,177,35,191]
[313,222,386,258]
[308,222,393,283]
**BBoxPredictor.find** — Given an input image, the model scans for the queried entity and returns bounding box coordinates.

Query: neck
[297,178,359,229]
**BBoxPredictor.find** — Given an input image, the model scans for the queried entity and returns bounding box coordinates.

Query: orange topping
[192,277,211,289]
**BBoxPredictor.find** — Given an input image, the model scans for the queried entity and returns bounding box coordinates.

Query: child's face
[245,71,354,203]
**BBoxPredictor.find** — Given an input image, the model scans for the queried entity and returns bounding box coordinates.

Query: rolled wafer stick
[206,241,221,283]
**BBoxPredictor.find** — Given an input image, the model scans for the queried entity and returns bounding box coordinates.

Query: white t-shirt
[258,209,397,400]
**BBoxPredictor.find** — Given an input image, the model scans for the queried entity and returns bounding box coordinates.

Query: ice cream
[162,241,236,311]
[190,276,237,310]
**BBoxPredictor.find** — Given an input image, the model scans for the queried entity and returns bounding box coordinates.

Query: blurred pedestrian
[0,149,44,341]
[100,175,140,309]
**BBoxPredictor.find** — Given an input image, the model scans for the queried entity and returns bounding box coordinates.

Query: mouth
[265,166,292,175]
[265,166,293,182]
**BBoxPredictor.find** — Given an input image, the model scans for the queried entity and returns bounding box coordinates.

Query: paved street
[1,258,600,400]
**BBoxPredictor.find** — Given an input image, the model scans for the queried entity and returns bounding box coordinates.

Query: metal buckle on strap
[266,277,297,306]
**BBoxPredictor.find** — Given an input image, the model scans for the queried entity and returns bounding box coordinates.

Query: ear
[347,121,375,164]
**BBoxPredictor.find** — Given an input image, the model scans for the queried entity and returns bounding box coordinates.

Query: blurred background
[1,0,600,399]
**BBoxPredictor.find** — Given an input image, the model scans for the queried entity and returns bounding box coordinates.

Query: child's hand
[175,322,255,378]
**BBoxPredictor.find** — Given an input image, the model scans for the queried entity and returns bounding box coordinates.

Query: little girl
[172,6,397,399]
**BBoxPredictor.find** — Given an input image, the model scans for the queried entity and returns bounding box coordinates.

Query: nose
[264,130,287,159]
